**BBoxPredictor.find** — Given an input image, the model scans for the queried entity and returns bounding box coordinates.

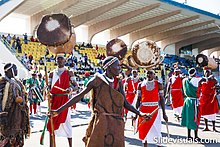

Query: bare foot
[213,129,220,132]
[202,128,210,131]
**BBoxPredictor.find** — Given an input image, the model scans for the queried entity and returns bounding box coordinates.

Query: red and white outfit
[170,75,184,116]
[125,77,139,118]
[138,79,161,144]
[198,78,219,121]
[47,68,72,138]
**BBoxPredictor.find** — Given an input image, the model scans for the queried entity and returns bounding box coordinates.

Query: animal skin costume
[0,76,30,146]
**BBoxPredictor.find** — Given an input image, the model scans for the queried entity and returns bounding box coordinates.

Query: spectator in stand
[73,56,78,65]
[30,36,35,42]
[29,54,33,64]
[1,35,6,44]
[15,37,22,53]
[89,43,93,48]
[96,53,100,59]
[95,44,98,51]
[12,35,16,40]
[84,53,88,67]
[101,53,106,60]
[81,42,85,47]
[70,62,78,71]
[86,43,90,48]
[39,57,44,65]
[1,34,6,40]
[6,34,11,44]
[50,55,55,62]
[78,57,83,67]
[23,33,28,44]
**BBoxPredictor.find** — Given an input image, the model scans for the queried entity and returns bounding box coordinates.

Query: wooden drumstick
[135,106,159,134]
[166,122,170,138]
[54,86,66,92]
[140,106,159,125]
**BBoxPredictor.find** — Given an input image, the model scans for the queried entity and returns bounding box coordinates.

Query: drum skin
[106,39,127,60]
[37,13,71,46]
[37,13,76,54]
[196,54,218,69]
[132,41,161,68]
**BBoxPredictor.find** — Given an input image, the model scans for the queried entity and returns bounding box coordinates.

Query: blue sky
[173,0,220,14]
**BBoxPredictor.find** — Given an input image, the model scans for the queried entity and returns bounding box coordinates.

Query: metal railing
[0,38,16,54]
[0,37,30,70]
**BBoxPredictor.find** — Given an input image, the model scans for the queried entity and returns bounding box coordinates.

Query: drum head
[127,55,137,68]
[106,39,127,60]
[48,34,76,54]
[196,54,208,67]
[132,41,160,68]
[37,13,72,46]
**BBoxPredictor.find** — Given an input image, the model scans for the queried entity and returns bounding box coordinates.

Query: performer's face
[146,71,154,80]
[13,65,18,76]
[57,57,65,67]
[109,60,120,76]
[204,70,211,77]
[132,71,138,78]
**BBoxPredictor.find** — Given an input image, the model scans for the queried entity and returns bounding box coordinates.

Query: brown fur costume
[83,74,125,147]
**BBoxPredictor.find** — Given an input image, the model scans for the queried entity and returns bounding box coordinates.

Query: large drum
[196,54,218,69]
[37,13,76,54]
[129,41,162,69]
[106,39,127,60]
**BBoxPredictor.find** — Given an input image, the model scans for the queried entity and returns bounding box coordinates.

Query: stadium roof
[4,0,220,52]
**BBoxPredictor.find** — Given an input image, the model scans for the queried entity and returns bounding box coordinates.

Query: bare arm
[124,99,141,116]
[136,83,142,109]
[158,82,168,122]
[68,70,78,91]
[165,78,171,98]
[55,79,95,114]
[118,80,141,116]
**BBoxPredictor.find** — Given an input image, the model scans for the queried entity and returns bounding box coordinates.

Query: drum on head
[131,41,161,69]
[37,13,76,54]
[106,39,127,60]
[196,54,218,69]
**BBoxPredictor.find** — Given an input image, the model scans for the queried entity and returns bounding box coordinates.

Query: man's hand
[49,110,59,117]
[139,112,152,121]
[163,113,168,122]
[65,87,73,93]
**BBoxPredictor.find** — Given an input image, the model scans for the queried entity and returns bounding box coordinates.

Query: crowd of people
[0,34,220,147]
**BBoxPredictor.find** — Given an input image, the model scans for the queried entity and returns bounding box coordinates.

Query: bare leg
[68,138,72,147]
[194,130,201,141]
[50,135,56,147]
[212,121,219,132]
[187,129,193,140]
[203,118,210,131]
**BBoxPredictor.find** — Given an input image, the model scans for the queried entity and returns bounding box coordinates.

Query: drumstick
[54,86,66,92]
[166,122,170,138]
[135,106,159,134]
[139,107,159,125]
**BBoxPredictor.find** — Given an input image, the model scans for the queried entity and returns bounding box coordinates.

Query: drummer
[26,71,41,115]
